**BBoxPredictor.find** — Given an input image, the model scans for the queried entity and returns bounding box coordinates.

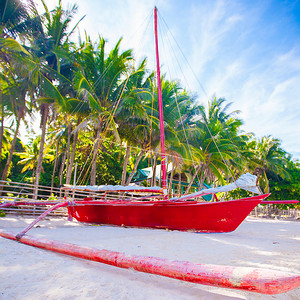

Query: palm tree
[62,97,91,186]
[117,75,191,186]
[26,0,82,195]
[250,135,290,193]
[0,75,12,163]
[147,77,193,188]
[0,0,41,184]
[16,136,53,179]
[0,0,38,39]
[0,52,36,183]
[74,36,133,185]
[184,98,240,193]
[114,58,154,185]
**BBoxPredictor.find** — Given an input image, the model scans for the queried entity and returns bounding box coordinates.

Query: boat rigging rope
[156,10,240,187]
[75,11,154,186]
[154,12,201,186]
[77,74,131,186]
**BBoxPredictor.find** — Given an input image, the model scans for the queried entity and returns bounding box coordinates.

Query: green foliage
[39,160,56,186]
[225,188,253,201]
[267,160,300,208]
[225,160,300,209]
[72,137,123,185]
[94,149,122,185]
[0,151,8,177]
[5,138,25,182]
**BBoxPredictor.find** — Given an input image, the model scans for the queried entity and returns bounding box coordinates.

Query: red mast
[154,7,167,197]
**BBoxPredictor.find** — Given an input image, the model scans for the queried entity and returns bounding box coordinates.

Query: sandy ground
[0,216,299,300]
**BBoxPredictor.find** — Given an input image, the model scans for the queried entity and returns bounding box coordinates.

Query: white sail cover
[63,184,163,193]
[171,173,261,201]
[64,173,259,199]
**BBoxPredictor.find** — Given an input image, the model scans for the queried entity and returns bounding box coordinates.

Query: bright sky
[41,0,300,159]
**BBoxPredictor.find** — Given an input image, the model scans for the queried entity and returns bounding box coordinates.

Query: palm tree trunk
[65,123,72,177]
[51,139,60,193]
[0,104,4,165]
[1,113,21,182]
[263,170,270,193]
[185,164,202,194]
[126,149,145,185]
[168,163,175,196]
[90,127,101,186]
[197,166,208,191]
[58,149,67,197]
[59,149,67,187]
[152,152,158,186]
[121,144,131,185]
[66,117,81,185]
[34,104,49,199]
[178,173,182,196]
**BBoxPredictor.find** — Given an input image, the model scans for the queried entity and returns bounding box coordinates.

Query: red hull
[68,194,269,233]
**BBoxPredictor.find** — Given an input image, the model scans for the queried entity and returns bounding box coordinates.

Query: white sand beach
[0,216,299,300]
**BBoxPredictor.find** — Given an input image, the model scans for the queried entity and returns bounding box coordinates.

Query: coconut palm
[74,36,133,185]
[206,97,249,175]
[147,77,194,187]
[114,58,154,185]
[0,51,37,183]
[26,0,83,195]
[184,98,240,193]
[0,0,38,39]
[16,136,54,178]
[250,135,290,193]
[0,74,12,163]
[0,0,40,183]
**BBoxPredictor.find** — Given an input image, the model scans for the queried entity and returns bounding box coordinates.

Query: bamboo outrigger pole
[1,230,300,295]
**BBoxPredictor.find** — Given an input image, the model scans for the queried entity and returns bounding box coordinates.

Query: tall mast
[154,7,167,197]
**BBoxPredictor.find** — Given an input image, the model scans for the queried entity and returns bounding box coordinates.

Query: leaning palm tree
[0,51,37,183]
[0,0,39,184]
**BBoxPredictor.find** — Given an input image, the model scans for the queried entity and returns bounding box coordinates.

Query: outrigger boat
[63,7,269,233]
[64,175,269,233]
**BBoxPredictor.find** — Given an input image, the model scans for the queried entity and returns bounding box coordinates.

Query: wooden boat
[67,194,269,232]
[65,8,270,232]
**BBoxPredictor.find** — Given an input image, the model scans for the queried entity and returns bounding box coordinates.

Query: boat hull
[68,194,269,233]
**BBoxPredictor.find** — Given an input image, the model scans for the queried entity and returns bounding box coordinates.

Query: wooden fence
[0,180,66,217]
[250,205,300,220]
[0,180,103,217]
[0,180,162,218]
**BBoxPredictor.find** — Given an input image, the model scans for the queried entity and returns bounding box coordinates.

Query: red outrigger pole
[154,7,167,198]
[1,230,300,295]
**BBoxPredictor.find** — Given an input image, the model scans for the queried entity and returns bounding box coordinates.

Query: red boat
[67,194,269,233]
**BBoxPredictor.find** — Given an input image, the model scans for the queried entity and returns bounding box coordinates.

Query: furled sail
[171,173,261,201]
[63,184,163,193]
